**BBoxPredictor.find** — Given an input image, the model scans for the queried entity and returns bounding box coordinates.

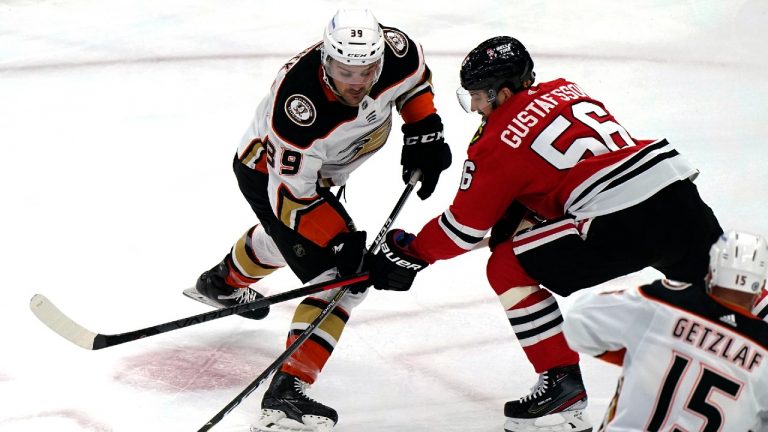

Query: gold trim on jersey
[598,375,623,432]
[240,138,266,168]
[277,189,319,229]
[275,184,348,246]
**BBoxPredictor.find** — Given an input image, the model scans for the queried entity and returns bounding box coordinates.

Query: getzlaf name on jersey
[566,281,768,431]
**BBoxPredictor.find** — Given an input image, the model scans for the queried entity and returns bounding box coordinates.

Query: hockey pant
[220,158,367,384]
[485,180,722,373]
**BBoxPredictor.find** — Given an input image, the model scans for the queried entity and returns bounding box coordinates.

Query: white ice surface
[2,1,767,431]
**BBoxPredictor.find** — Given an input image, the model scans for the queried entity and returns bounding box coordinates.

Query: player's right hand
[370,229,428,291]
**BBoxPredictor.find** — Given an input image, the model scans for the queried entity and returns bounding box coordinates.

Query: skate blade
[504,409,592,432]
[184,286,270,320]
[182,286,223,309]
[251,409,335,432]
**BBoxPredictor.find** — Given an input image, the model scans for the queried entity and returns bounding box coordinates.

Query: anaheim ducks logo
[384,29,408,57]
[333,115,392,165]
[285,94,316,126]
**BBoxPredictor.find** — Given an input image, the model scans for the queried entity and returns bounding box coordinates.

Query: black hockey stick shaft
[97,274,367,348]
[197,170,421,431]
[30,272,369,350]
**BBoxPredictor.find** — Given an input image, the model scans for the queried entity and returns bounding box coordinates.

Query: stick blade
[30,294,98,350]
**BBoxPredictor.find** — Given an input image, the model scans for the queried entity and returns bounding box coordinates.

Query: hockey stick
[29,273,369,350]
[30,208,489,350]
[197,170,421,431]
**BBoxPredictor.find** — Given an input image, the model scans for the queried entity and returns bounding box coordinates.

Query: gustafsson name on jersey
[501,83,589,148]
[672,317,764,372]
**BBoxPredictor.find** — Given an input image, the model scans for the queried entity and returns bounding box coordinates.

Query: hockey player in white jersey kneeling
[562,230,768,431]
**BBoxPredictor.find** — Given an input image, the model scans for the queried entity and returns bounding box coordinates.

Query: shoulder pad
[370,26,422,98]
[382,27,410,58]
[271,46,357,149]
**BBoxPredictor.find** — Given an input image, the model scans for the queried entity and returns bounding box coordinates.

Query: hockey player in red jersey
[191,9,451,431]
[753,286,768,319]
[563,230,768,431]
[370,36,723,431]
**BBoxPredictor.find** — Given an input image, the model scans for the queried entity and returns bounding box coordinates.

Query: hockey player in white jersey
[190,9,451,432]
[563,230,768,431]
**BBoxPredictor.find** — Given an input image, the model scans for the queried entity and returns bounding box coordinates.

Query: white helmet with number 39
[708,230,768,294]
[323,9,385,65]
[321,9,385,86]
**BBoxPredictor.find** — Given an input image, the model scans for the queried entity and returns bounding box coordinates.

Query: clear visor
[324,57,383,85]
[456,87,496,113]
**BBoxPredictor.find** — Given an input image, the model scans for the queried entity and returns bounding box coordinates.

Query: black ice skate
[251,371,338,432]
[191,260,270,320]
[504,364,592,432]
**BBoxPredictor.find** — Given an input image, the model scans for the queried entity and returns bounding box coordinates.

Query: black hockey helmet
[459,36,535,94]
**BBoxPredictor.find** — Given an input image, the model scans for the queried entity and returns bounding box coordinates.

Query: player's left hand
[489,202,543,251]
[328,230,371,294]
[401,113,452,200]
[328,230,368,277]
[489,201,528,251]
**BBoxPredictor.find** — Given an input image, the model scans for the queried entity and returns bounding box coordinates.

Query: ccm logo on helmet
[381,243,423,270]
[404,131,444,146]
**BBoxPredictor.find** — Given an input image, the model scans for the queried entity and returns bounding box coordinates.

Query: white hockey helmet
[322,9,385,66]
[321,9,385,87]
[708,230,768,294]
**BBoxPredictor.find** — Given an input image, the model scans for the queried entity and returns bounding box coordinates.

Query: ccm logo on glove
[380,242,424,270]
[404,131,444,146]
[400,113,452,200]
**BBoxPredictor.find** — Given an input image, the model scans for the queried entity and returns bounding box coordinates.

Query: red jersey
[411,78,698,263]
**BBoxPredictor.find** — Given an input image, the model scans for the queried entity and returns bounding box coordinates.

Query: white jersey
[234,26,435,247]
[563,281,768,431]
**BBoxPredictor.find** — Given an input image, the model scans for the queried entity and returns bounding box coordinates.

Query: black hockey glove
[371,229,429,291]
[328,230,370,293]
[401,113,452,200]
[489,201,537,251]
